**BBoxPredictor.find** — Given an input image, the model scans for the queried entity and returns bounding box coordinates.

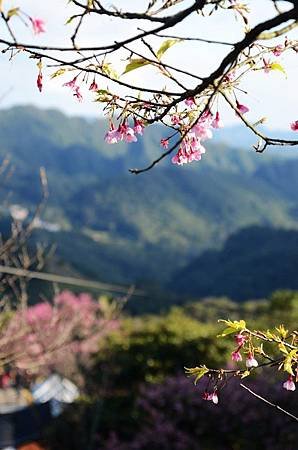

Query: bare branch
[240,383,298,423]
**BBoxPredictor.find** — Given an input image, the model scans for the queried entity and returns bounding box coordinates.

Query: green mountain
[0,105,297,287]
[171,226,298,300]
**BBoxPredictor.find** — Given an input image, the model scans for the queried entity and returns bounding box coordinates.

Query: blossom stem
[240,383,298,423]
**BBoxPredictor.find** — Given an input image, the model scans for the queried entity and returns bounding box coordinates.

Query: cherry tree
[0,291,120,382]
[0,0,297,417]
[0,0,297,173]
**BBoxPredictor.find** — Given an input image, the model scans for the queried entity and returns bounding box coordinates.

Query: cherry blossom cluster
[171,109,224,166]
[104,119,144,144]
[12,11,296,169]
[0,1,297,172]
[186,320,297,407]
[201,389,219,404]
[231,333,258,368]
[0,291,119,376]
[62,75,99,102]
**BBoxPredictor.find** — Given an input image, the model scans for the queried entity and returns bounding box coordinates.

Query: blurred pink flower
[26,302,53,324]
[73,86,83,102]
[234,333,246,347]
[202,390,219,404]
[231,350,242,362]
[171,115,181,125]
[212,111,224,129]
[273,44,284,57]
[283,375,296,391]
[133,119,144,135]
[63,76,79,90]
[89,80,99,91]
[246,353,258,368]
[37,72,43,93]
[263,58,272,74]
[30,18,45,34]
[185,97,195,107]
[236,101,249,114]
[160,138,169,149]
[105,123,121,144]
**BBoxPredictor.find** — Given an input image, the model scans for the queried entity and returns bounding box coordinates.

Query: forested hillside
[1,106,298,293]
[172,226,298,300]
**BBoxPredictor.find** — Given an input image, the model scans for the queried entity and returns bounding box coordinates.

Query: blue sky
[0,1,297,129]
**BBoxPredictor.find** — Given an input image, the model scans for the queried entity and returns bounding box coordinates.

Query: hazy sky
[0,1,297,129]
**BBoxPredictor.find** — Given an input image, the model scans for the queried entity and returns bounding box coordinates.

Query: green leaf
[7,7,19,18]
[217,319,246,337]
[94,89,112,102]
[217,327,237,337]
[185,365,209,384]
[95,89,109,95]
[276,325,288,339]
[123,58,151,75]
[51,69,67,79]
[65,15,76,25]
[156,39,181,60]
[241,370,250,379]
[284,358,294,375]
[283,350,297,375]
[102,63,119,80]
[270,62,286,76]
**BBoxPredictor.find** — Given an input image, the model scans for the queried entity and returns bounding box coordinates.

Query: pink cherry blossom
[192,123,213,140]
[63,76,79,90]
[124,126,137,143]
[246,352,258,368]
[30,18,45,34]
[263,58,272,74]
[290,120,298,131]
[105,123,121,144]
[202,391,218,404]
[73,86,83,102]
[224,70,236,82]
[191,112,213,140]
[171,115,181,125]
[37,72,43,93]
[231,350,242,362]
[212,112,224,129]
[200,109,213,123]
[209,391,219,404]
[26,303,53,325]
[172,135,205,166]
[185,97,195,107]
[236,101,249,114]
[114,123,137,143]
[273,44,284,57]
[160,138,169,149]
[234,333,247,347]
[89,80,99,91]
[133,119,144,135]
[283,375,296,391]
[202,391,209,400]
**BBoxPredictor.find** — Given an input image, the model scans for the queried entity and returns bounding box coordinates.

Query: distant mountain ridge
[171,226,298,300]
[0,105,297,289]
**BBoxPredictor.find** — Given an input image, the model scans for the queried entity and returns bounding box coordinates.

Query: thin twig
[240,383,298,423]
